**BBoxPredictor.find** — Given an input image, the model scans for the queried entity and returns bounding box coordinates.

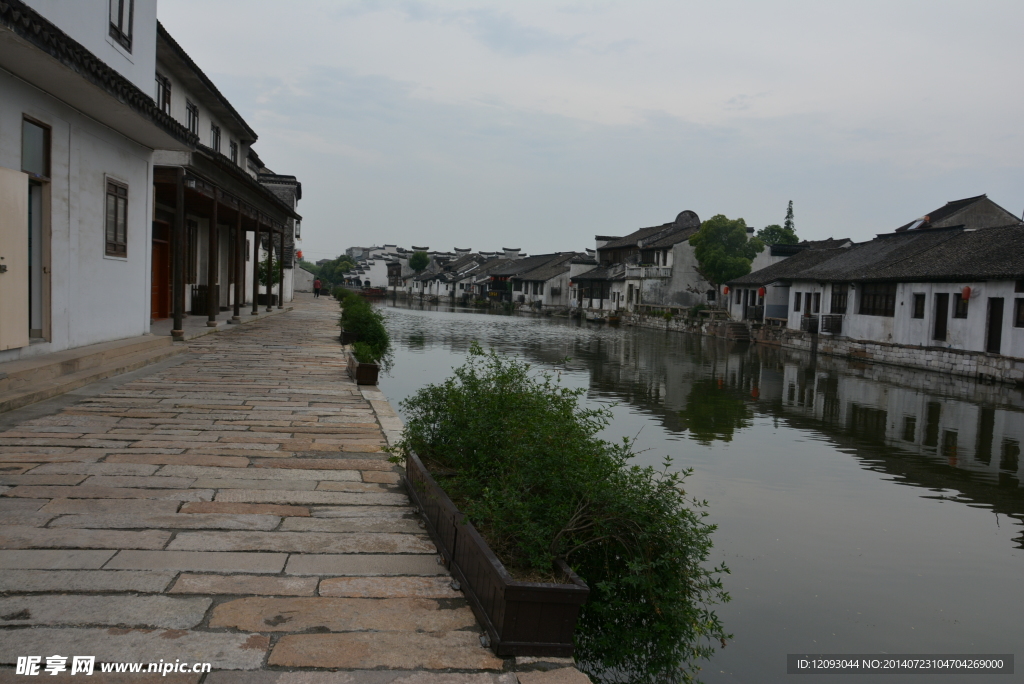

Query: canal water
[376,300,1024,683]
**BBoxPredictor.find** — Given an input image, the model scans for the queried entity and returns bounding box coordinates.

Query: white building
[1,0,193,359]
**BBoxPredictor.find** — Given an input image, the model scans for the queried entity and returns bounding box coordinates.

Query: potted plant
[347,341,381,385]
[390,345,730,677]
[342,303,391,385]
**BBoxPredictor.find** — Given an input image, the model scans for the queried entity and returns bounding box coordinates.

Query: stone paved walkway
[0,294,558,683]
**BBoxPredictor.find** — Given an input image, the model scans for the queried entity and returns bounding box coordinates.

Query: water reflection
[378,300,1024,682]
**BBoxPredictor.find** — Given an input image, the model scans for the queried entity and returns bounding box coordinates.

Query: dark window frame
[912,293,926,319]
[186,101,199,136]
[229,141,238,164]
[211,124,221,153]
[21,117,51,180]
[859,282,897,317]
[953,293,969,319]
[1015,280,1024,293]
[105,179,129,258]
[794,291,802,312]
[1014,299,1024,328]
[812,292,821,314]
[155,73,171,114]
[109,0,134,52]
[830,283,848,314]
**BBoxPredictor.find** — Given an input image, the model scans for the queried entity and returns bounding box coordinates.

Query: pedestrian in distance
[313,278,322,298]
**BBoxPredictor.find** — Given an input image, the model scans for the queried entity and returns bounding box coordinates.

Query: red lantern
[723,286,730,295]
[961,286,971,300]
[758,286,766,298]
[296,250,303,260]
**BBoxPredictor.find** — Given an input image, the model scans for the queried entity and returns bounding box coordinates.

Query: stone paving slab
[0,595,211,629]
[0,570,176,593]
[167,531,436,554]
[0,526,171,549]
[49,513,282,531]
[209,597,477,632]
[318,576,461,599]
[106,550,287,573]
[158,465,362,481]
[38,499,181,515]
[181,501,310,516]
[214,489,408,506]
[280,516,422,533]
[169,574,318,596]
[285,554,446,576]
[0,549,116,569]
[269,631,504,669]
[3,485,213,501]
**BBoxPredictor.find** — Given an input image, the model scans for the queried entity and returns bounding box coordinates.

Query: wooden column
[264,226,273,312]
[171,170,185,340]
[232,210,242,321]
[251,216,261,316]
[206,189,219,327]
[277,226,285,309]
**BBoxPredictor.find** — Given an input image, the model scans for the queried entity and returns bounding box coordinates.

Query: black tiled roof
[487,253,568,278]
[863,224,1024,281]
[793,228,962,281]
[728,247,849,286]
[572,265,624,282]
[516,254,578,282]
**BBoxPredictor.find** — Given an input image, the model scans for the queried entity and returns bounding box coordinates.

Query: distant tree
[784,200,795,233]
[756,224,799,246]
[409,251,430,272]
[688,214,764,288]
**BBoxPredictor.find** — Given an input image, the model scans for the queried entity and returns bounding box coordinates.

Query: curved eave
[0,1,196,150]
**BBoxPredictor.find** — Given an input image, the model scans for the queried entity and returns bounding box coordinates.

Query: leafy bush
[257,256,282,288]
[662,310,674,321]
[392,345,729,683]
[340,297,391,370]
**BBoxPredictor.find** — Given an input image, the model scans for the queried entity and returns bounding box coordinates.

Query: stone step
[0,342,186,414]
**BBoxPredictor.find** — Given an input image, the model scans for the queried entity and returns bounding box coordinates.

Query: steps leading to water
[0,336,185,413]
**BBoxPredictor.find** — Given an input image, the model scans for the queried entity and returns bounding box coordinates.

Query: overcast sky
[159,1,1024,261]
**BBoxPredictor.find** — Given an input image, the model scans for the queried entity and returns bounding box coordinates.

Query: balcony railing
[820,314,843,335]
[799,315,819,334]
[744,305,764,322]
[624,266,672,279]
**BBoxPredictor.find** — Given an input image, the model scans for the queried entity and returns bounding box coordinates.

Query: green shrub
[351,341,378,365]
[392,345,729,682]
[662,309,674,321]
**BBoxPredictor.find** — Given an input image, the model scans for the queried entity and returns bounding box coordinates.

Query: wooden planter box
[346,351,379,385]
[340,329,360,345]
[257,293,278,306]
[404,452,589,657]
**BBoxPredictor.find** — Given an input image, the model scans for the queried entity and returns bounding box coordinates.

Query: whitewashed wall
[0,70,154,362]
[23,0,158,95]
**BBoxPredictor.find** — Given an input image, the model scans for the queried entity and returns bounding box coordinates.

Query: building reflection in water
[382,300,1024,548]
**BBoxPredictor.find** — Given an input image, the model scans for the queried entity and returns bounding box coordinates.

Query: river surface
[375,299,1024,683]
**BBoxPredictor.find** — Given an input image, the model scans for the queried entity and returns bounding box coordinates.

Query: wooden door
[151,224,171,319]
[933,293,949,341]
[0,167,29,351]
[986,298,1003,354]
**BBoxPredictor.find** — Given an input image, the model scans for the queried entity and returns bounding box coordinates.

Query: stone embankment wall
[623,312,1024,387]
[756,325,1024,387]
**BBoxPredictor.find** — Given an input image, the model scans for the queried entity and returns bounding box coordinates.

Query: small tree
[409,251,430,272]
[784,200,795,233]
[756,223,799,246]
[257,255,282,287]
[688,214,764,289]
